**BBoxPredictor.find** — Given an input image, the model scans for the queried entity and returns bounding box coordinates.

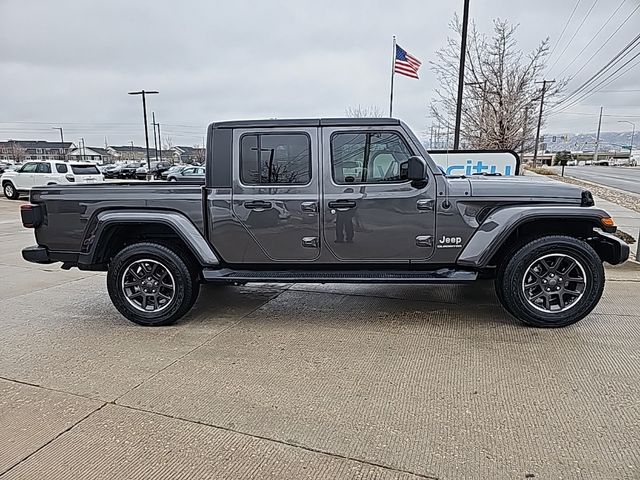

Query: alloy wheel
[522,253,587,313]
[121,259,175,313]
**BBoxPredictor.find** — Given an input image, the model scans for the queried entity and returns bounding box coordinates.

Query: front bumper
[592,228,629,265]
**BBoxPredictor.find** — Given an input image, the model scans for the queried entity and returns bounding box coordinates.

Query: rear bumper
[22,245,80,266]
[22,245,53,264]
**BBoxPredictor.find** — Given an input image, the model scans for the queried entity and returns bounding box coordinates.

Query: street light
[52,126,65,161]
[128,90,158,179]
[618,120,636,158]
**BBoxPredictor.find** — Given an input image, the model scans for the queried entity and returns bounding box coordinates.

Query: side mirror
[406,156,428,188]
[407,156,427,181]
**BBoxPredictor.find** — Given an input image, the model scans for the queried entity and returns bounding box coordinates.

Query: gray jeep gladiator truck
[19,118,628,327]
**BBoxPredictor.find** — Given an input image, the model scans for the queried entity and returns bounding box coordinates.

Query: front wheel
[107,242,199,326]
[3,182,19,200]
[496,235,604,327]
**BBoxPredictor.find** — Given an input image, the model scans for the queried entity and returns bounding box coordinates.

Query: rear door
[321,127,437,263]
[231,127,320,262]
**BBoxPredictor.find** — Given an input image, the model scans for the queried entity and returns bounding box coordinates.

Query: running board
[201,268,477,284]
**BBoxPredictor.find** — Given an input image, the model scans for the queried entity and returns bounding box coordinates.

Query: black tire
[3,182,19,200]
[107,242,199,326]
[168,177,177,182]
[496,235,604,328]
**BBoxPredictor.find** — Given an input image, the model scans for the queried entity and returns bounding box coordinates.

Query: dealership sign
[429,150,520,176]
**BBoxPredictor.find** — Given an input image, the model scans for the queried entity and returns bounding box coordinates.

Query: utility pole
[533,79,555,167]
[593,106,603,165]
[152,112,159,162]
[52,127,65,161]
[81,137,86,160]
[156,122,163,162]
[521,106,529,167]
[618,120,636,158]
[128,89,159,179]
[453,0,471,150]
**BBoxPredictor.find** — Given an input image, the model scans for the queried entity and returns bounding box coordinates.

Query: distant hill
[543,131,637,153]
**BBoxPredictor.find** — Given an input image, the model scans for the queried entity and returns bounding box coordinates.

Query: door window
[55,163,68,173]
[240,133,311,185]
[331,132,413,184]
[20,162,38,173]
[36,163,51,173]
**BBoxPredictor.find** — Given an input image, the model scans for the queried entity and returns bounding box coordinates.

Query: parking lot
[0,196,639,479]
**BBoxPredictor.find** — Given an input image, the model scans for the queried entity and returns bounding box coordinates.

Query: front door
[231,127,320,262]
[14,162,38,189]
[321,127,437,263]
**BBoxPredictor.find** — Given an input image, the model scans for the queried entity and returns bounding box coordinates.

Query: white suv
[1,160,104,199]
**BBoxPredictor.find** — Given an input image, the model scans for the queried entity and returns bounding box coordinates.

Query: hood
[467,175,586,200]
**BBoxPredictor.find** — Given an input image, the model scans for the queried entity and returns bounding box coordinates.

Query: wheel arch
[79,210,219,269]
[457,206,618,269]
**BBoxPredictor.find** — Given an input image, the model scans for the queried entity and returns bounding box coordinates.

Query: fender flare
[456,205,612,268]
[80,210,219,266]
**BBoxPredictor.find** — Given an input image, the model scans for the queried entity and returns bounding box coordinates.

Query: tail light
[20,204,43,228]
[65,174,75,182]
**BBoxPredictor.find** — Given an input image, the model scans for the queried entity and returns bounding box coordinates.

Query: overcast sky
[1,0,639,148]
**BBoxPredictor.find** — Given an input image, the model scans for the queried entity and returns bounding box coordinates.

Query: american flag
[394,44,421,79]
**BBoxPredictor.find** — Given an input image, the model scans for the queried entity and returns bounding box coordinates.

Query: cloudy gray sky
[1,0,639,148]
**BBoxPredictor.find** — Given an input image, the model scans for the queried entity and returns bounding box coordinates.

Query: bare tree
[192,144,205,164]
[430,17,564,150]
[4,142,27,163]
[345,105,384,118]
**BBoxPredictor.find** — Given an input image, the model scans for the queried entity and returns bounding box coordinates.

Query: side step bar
[202,268,477,284]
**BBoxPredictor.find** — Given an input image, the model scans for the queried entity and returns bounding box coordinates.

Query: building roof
[209,118,401,129]
[174,146,204,154]
[0,140,73,149]
[108,145,148,153]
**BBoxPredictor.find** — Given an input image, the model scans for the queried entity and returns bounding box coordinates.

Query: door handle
[417,199,435,211]
[244,200,273,210]
[301,201,318,213]
[328,200,357,211]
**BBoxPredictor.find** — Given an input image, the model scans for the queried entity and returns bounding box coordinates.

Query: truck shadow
[188,281,519,330]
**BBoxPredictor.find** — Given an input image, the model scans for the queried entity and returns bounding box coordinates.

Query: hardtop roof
[209,118,401,129]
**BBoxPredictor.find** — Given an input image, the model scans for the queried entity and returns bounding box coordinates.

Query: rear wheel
[3,182,19,200]
[107,242,199,326]
[496,235,604,327]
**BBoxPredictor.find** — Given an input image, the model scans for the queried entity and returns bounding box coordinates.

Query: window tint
[56,163,68,173]
[71,165,100,175]
[240,133,311,185]
[36,163,51,173]
[331,132,413,184]
[20,162,39,173]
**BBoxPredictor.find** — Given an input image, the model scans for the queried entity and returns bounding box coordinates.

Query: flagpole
[389,35,396,117]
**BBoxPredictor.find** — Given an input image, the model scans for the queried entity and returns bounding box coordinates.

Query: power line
[546,0,599,74]
[555,0,626,78]
[546,0,581,61]
[551,31,640,112]
[551,47,640,114]
[560,3,640,83]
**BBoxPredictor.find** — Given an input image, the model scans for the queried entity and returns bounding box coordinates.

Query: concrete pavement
[0,196,639,479]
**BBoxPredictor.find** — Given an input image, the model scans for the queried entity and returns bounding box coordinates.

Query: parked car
[2,160,103,199]
[118,162,145,179]
[135,161,172,180]
[102,164,122,178]
[166,166,205,184]
[160,165,187,180]
[20,118,628,328]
